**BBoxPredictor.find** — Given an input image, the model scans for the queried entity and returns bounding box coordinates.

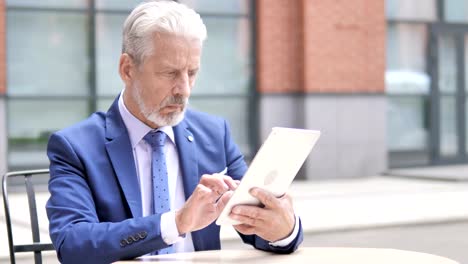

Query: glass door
[430,24,468,164]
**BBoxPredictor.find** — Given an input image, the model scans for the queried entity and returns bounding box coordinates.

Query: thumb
[216,190,233,213]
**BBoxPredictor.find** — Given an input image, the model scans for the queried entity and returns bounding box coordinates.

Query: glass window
[465,96,468,153]
[179,0,249,15]
[8,99,89,169]
[444,0,468,23]
[97,98,114,113]
[194,17,251,95]
[6,1,254,169]
[387,24,428,73]
[190,97,250,156]
[387,97,428,151]
[440,96,458,156]
[98,97,252,156]
[6,0,86,9]
[437,34,458,157]
[96,13,126,96]
[95,0,141,11]
[96,0,250,13]
[8,100,89,139]
[386,0,436,21]
[7,11,90,96]
[438,34,457,93]
[465,35,468,92]
[386,24,429,94]
[386,23,429,153]
[465,36,468,153]
[97,15,252,97]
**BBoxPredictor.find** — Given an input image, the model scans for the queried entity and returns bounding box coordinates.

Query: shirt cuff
[160,211,185,245]
[269,215,300,247]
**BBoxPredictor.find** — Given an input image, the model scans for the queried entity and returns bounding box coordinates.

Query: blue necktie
[143,131,174,254]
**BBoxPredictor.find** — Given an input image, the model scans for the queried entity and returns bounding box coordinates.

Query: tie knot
[143,131,167,148]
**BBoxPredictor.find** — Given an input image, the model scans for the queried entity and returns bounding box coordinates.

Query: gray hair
[122,0,207,64]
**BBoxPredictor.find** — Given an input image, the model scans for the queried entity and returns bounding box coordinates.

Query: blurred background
[1,0,468,263]
[2,0,468,177]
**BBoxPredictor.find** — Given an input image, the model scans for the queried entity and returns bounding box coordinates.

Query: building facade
[2,0,465,180]
[387,0,468,168]
[256,0,386,179]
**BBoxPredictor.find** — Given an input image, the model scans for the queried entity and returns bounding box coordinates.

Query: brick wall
[256,0,304,93]
[257,0,385,93]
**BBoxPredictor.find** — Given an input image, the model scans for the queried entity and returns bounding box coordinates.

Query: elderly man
[46,1,303,263]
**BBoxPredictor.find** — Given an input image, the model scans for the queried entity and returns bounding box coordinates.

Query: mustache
[160,95,188,107]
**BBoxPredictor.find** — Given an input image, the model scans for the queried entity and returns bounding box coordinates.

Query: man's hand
[230,187,295,242]
[175,174,238,234]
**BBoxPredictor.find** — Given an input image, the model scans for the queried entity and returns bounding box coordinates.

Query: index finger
[199,174,229,193]
[221,175,239,190]
[249,187,281,209]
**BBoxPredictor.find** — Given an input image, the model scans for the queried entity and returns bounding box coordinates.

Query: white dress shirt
[118,92,194,252]
[118,91,299,252]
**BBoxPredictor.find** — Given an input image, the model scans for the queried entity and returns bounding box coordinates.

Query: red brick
[256,0,304,93]
[257,0,385,94]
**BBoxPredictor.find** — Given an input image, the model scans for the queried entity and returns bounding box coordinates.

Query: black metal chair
[2,169,55,264]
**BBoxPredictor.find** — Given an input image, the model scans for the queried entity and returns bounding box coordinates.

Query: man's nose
[173,72,191,97]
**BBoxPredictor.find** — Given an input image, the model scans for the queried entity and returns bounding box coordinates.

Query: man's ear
[119,53,135,85]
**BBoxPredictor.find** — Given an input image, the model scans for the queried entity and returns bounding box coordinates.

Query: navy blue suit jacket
[46,98,303,263]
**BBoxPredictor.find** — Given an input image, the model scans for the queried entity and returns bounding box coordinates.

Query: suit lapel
[104,98,142,218]
[174,118,204,250]
[173,120,199,201]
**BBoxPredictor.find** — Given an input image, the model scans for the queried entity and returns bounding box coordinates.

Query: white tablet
[216,127,320,225]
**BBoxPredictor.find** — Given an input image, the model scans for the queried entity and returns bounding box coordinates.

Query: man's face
[125,33,202,128]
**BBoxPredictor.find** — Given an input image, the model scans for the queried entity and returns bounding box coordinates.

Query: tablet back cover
[216,127,320,225]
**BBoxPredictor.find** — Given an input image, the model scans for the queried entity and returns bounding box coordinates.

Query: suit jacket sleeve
[222,120,304,254]
[46,133,169,264]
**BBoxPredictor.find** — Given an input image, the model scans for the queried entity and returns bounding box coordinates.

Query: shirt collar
[118,90,175,148]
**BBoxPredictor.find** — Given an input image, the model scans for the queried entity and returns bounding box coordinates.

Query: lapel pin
[187,135,194,142]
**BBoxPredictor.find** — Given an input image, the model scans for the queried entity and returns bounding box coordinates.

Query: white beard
[133,83,188,127]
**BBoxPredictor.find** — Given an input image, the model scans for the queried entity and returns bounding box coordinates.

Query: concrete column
[260,94,387,180]
[303,95,387,180]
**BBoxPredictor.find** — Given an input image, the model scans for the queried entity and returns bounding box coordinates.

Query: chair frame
[2,169,55,264]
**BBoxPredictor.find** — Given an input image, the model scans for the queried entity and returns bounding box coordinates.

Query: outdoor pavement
[2,166,468,263]
[221,173,468,239]
[385,164,468,181]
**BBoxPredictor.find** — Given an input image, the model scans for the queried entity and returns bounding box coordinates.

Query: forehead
[149,33,202,67]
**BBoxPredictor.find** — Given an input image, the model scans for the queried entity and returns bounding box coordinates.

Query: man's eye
[188,70,198,77]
